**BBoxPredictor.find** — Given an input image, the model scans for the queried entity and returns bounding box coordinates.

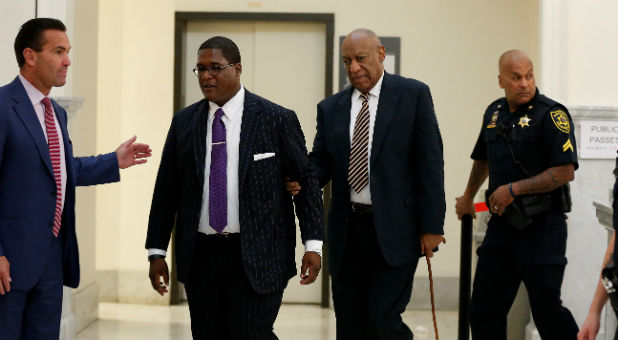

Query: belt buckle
[218,232,231,238]
[351,203,366,213]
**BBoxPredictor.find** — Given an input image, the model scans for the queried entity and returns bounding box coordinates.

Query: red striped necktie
[41,97,63,237]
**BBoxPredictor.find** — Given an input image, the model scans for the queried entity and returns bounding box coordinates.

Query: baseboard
[73,282,99,332]
[97,270,170,305]
[96,270,118,302]
[96,269,458,310]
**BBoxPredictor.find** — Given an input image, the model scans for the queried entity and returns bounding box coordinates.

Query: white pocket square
[253,152,275,161]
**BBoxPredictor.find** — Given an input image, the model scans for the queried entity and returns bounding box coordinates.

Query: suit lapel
[10,78,53,176]
[53,100,74,185]
[371,73,400,163]
[193,100,209,187]
[335,88,353,172]
[238,91,260,192]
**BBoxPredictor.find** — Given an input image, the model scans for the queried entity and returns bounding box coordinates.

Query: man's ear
[235,63,242,78]
[498,75,505,89]
[23,48,37,67]
[378,45,385,63]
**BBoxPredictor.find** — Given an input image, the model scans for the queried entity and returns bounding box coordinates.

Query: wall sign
[580,120,618,159]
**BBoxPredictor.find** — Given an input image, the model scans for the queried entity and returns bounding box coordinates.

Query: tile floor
[77,302,458,340]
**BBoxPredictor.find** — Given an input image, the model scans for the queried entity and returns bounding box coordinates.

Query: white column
[54,96,84,340]
[538,0,569,104]
[534,1,618,339]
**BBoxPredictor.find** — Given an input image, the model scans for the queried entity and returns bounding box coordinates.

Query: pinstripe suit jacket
[146,90,324,294]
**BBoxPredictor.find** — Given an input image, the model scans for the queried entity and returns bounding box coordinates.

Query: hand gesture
[116,136,152,169]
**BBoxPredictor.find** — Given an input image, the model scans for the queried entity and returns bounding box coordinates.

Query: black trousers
[184,233,283,340]
[469,212,578,340]
[332,211,418,340]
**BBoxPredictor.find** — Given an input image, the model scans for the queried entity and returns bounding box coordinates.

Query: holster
[486,187,570,231]
[503,201,533,231]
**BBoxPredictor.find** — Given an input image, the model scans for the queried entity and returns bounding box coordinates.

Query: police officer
[456,50,579,339]
[578,152,618,340]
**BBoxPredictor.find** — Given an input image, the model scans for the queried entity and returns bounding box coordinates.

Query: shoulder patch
[551,110,570,134]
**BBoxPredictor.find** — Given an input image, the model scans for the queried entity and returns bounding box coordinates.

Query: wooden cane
[426,255,439,340]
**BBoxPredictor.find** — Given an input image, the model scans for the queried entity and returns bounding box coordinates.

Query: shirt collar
[18,73,47,108]
[508,87,541,115]
[208,85,245,120]
[352,71,384,101]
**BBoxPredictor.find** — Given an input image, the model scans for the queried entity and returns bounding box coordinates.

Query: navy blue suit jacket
[0,77,120,289]
[146,90,324,294]
[310,72,446,276]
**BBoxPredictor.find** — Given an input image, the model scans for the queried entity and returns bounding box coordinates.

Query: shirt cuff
[304,240,323,257]
[148,248,167,257]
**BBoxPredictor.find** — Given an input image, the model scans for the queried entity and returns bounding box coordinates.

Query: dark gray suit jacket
[146,90,324,294]
[310,72,445,276]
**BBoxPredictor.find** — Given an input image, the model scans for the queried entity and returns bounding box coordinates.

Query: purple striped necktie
[209,108,227,233]
[42,97,63,237]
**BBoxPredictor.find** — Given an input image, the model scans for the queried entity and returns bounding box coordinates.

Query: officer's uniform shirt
[471,89,578,197]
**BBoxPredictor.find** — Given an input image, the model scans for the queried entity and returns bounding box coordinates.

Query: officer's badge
[487,111,499,128]
[518,115,531,128]
[562,139,574,153]
[551,110,570,134]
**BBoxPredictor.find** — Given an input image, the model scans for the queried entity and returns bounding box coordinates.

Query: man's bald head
[341,28,385,93]
[344,28,382,49]
[499,50,533,75]
[497,50,536,112]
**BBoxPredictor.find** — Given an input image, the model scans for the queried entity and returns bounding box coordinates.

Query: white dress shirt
[349,72,384,205]
[199,86,245,234]
[19,74,67,212]
[149,85,321,257]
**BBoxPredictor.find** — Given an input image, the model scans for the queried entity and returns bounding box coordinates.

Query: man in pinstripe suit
[145,36,324,340]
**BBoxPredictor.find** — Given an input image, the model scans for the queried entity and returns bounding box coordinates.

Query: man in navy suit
[146,36,324,340]
[0,18,151,339]
[288,28,446,339]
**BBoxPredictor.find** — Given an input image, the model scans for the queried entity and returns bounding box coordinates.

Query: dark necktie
[42,97,63,237]
[209,108,227,233]
[348,93,370,193]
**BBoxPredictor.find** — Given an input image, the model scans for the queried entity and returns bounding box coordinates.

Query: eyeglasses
[192,63,237,77]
